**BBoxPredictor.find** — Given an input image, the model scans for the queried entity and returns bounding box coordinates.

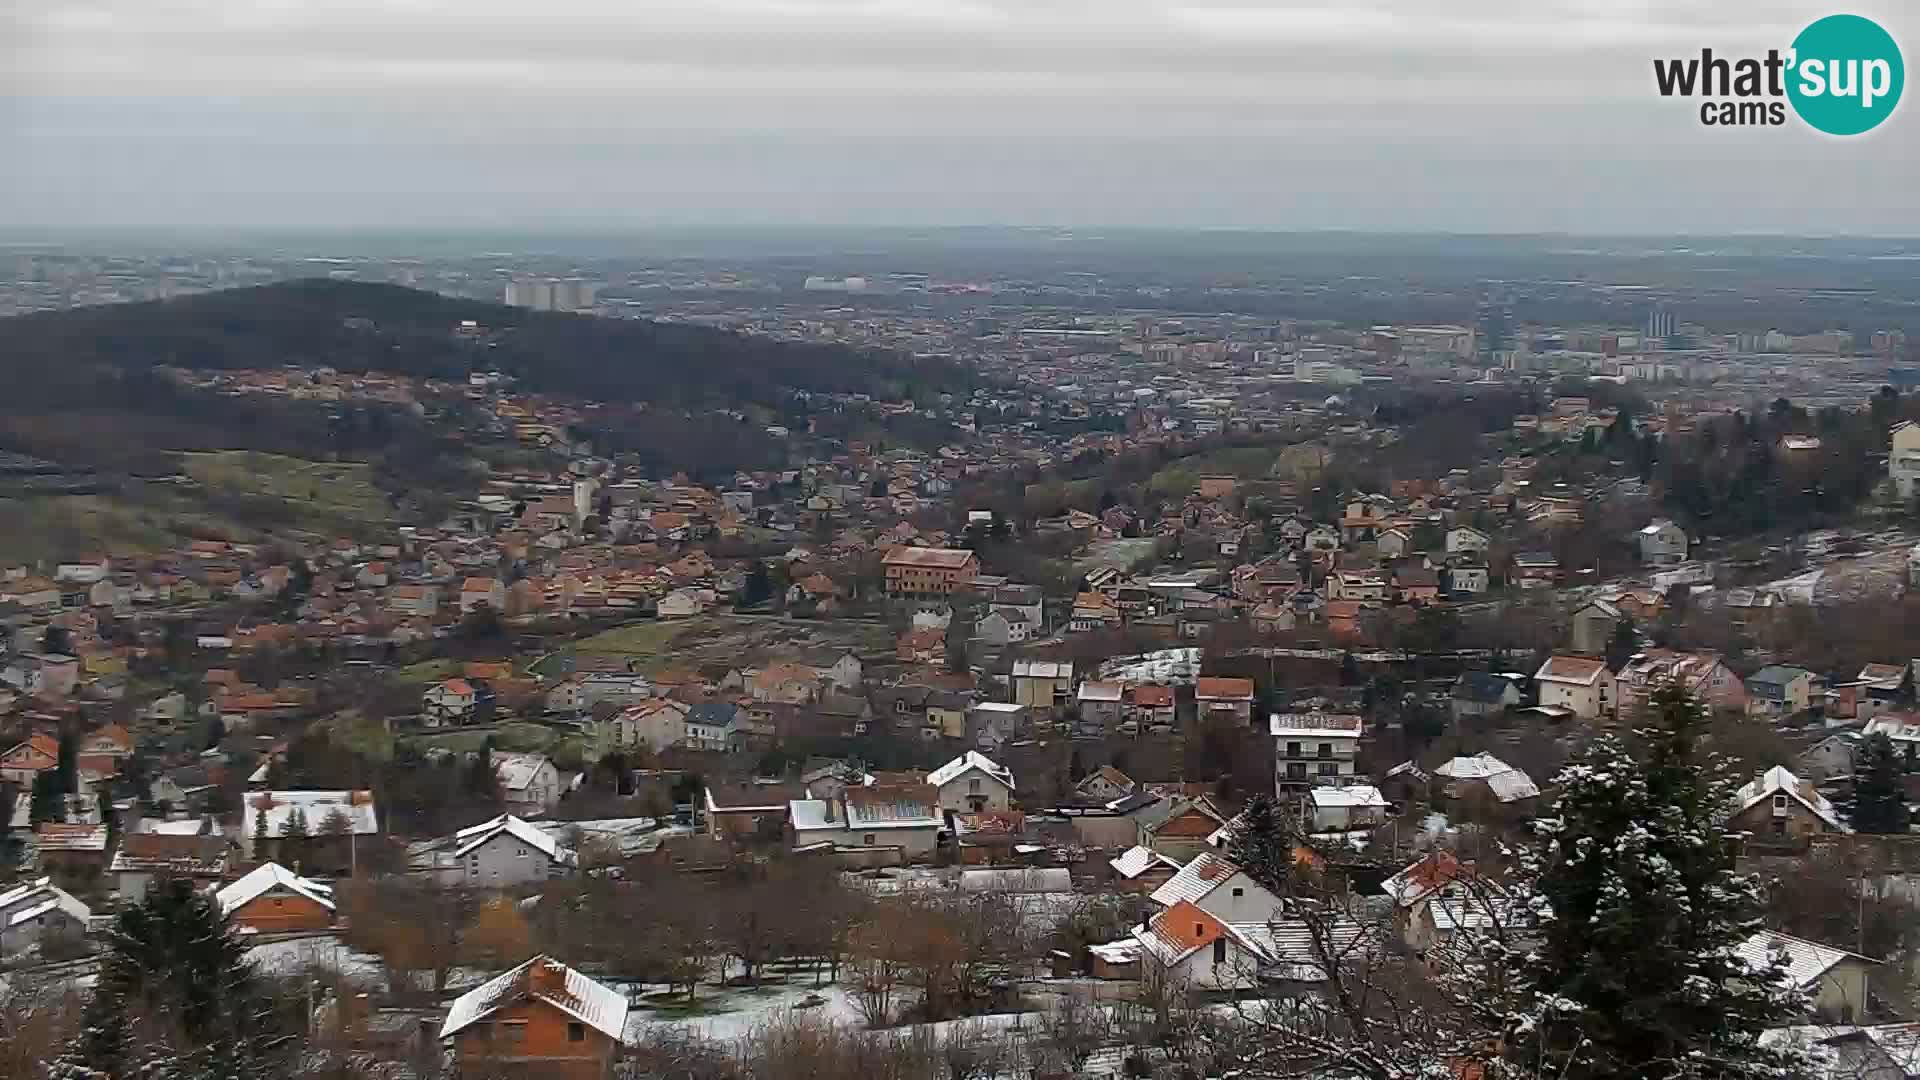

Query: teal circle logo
[1788,14,1903,135]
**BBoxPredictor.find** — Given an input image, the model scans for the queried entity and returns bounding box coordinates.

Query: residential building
[440,956,629,1079]
[424,678,479,726]
[1614,649,1747,720]
[1195,676,1256,723]
[1569,598,1622,656]
[1532,655,1614,721]
[108,833,230,904]
[1076,681,1124,729]
[1148,850,1283,922]
[1136,796,1230,862]
[1509,551,1560,589]
[1011,659,1074,709]
[1736,930,1876,1023]
[1325,568,1388,604]
[1746,665,1817,718]
[1432,753,1541,810]
[1638,518,1689,565]
[1270,712,1364,793]
[1726,766,1847,842]
[1445,526,1491,555]
[1450,672,1524,721]
[216,862,336,933]
[444,814,577,887]
[928,751,1014,813]
[242,790,379,859]
[703,782,804,841]
[1308,785,1389,831]
[1075,765,1136,803]
[881,546,979,598]
[0,876,90,956]
[604,700,688,753]
[492,752,563,816]
[36,823,110,892]
[789,785,942,859]
[1108,844,1181,893]
[459,577,506,614]
[1892,420,1920,498]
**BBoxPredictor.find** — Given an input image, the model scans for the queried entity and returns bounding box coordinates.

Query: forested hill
[0,279,971,407]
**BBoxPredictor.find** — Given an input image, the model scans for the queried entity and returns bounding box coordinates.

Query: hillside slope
[0,279,968,407]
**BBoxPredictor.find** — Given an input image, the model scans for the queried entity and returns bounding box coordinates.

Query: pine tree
[30,768,65,825]
[1853,732,1911,834]
[1508,684,1807,1078]
[280,806,309,870]
[1222,794,1303,898]
[62,878,285,1077]
[250,800,271,860]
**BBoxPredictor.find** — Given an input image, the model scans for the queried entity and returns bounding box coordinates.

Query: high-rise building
[1475,299,1511,364]
[1645,304,1674,344]
[504,278,555,311]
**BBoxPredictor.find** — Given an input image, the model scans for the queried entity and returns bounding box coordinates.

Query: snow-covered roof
[215,862,335,918]
[1485,769,1543,803]
[490,752,553,793]
[0,876,89,928]
[1109,844,1180,879]
[1435,752,1515,780]
[958,867,1072,893]
[1309,785,1388,809]
[452,814,574,864]
[788,799,834,832]
[243,790,378,840]
[928,751,1014,792]
[1732,766,1847,833]
[1382,851,1470,909]
[440,955,629,1043]
[1736,930,1877,990]
[1268,712,1364,739]
[1150,851,1255,908]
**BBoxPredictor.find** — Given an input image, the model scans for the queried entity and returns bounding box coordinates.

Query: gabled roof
[441,955,630,1042]
[1736,930,1878,990]
[1733,766,1847,832]
[452,814,575,864]
[216,861,335,917]
[1149,850,1265,909]
[1309,784,1388,809]
[928,750,1014,791]
[1195,676,1255,700]
[1110,844,1181,879]
[1382,850,1470,909]
[1534,654,1609,686]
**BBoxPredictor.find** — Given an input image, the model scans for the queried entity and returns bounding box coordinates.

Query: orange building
[880,546,979,598]
[215,862,335,934]
[441,956,630,1079]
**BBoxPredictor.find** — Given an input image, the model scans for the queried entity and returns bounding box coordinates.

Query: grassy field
[572,621,684,655]
[1146,445,1282,497]
[0,487,267,565]
[394,657,464,685]
[181,450,392,528]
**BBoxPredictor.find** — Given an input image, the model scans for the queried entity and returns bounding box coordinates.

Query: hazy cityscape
[8,2,1920,1080]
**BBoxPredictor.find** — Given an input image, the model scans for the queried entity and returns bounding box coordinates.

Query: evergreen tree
[56,729,79,796]
[250,801,271,860]
[55,878,284,1078]
[1223,794,1304,898]
[1507,684,1807,1078]
[280,806,310,869]
[1853,732,1911,834]
[30,768,65,825]
[1604,617,1639,671]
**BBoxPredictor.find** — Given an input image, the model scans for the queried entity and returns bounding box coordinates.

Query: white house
[1445,526,1491,555]
[242,790,379,859]
[1308,784,1389,831]
[1891,421,1920,499]
[1131,899,1371,992]
[1532,654,1614,721]
[442,814,577,887]
[1149,851,1284,922]
[422,678,478,726]
[1638,519,1690,566]
[491,752,563,816]
[1737,930,1879,1022]
[789,785,943,859]
[928,751,1014,813]
[0,876,90,955]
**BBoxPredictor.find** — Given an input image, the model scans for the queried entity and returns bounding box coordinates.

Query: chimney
[527,958,567,997]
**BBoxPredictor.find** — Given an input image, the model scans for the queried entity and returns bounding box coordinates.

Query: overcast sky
[3,0,1916,233]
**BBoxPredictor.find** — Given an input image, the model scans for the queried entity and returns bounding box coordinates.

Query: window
[1770,819,1786,836]
[568,1022,586,1042]
[1213,939,1227,964]
[1319,763,1337,776]
[1317,743,1332,759]
[502,1021,527,1043]
[475,1022,494,1042]
[1287,763,1307,779]
[1773,794,1788,809]
[1286,741,1301,758]
[1231,887,1243,898]
[863,833,876,845]
[968,778,981,793]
